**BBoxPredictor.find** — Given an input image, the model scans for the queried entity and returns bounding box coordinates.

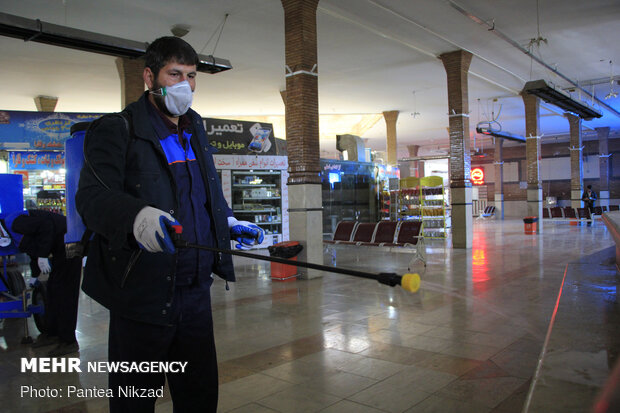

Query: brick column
[281,0,323,279]
[566,113,583,209]
[597,127,611,207]
[34,95,58,112]
[115,57,145,109]
[383,110,399,166]
[494,138,504,220]
[521,92,543,232]
[440,50,473,248]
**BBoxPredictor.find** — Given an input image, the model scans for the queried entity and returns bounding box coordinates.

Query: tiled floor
[1,218,618,412]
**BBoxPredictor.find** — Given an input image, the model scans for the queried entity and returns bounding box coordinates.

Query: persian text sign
[9,151,65,170]
[213,155,288,170]
[0,110,103,150]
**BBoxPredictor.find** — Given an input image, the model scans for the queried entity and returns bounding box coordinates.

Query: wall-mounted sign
[0,110,103,150]
[471,167,485,185]
[9,151,65,170]
[204,118,276,155]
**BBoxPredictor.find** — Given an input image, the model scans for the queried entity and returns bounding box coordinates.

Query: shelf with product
[13,169,66,213]
[231,170,283,247]
[397,176,447,238]
[214,154,289,248]
[397,177,421,220]
[379,190,391,220]
[419,176,447,238]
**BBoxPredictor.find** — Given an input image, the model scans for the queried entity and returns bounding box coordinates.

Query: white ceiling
[1,0,619,159]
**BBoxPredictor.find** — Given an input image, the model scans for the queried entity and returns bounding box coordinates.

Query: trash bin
[523,216,538,234]
[268,241,303,281]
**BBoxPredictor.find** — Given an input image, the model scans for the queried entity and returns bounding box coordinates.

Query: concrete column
[115,57,145,109]
[440,50,473,248]
[405,144,422,177]
[34,95,58,112]
[597,127,611,207]
[281,0,323,279]
[521,92,543,232]
[566,113,583,209]
[383,110,399,166]
[494,138,504,220]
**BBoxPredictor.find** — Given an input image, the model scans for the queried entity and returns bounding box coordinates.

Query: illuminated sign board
[471,167,484,185]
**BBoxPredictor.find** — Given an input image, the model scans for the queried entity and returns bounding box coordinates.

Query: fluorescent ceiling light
[0,12,232,74]
[523,79,602,120]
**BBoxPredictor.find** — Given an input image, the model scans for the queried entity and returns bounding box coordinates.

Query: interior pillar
[566,113,584,209]
[34,95,58,112]
[281,0,323,279]
[439,50,473,248]
[494,138,504,220]
[383,110,399,166]
[521,92,543,232]
[597,127,611,207]
[115,57,145,109]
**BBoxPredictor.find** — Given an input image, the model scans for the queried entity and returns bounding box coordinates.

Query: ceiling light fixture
[605,60,618,100]
[170,24,191,38]
[523,79,602,120]
[475,126,525,143]
[411,91,420,118]
[0,12,232,74]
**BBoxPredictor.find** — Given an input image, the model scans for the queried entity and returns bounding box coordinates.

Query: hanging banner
[9,151,65,170]
[0,110,103,150]
[204,118,277,155]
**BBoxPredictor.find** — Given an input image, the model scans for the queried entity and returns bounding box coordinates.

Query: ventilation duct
[336,134,365,162]
[0,12,232,74]
[523,80,602,120]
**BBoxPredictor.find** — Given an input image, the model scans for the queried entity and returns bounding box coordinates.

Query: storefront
[0,110,103,212]
[205,118,289,248]
[320,159,400,235]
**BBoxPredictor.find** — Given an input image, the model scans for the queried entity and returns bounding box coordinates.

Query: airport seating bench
[542,206,601,223]
[324,220,426,269]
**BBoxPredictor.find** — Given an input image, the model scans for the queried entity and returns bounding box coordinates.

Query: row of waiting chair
[324,220,426,269]
[543,205,619,220]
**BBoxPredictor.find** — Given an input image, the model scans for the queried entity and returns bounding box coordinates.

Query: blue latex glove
[133,206,179,254]
[228,217,265,250]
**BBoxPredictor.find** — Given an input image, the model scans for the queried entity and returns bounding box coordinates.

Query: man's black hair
[144,36,199,77]
[587,185,592,189]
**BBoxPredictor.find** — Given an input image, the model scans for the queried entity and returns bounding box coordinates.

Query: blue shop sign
[0,110,103,150]
[9,151,65,170]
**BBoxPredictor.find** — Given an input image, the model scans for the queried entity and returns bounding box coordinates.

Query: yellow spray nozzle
[401,273,421,293]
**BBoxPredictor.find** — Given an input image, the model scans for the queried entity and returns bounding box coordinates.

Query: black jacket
[76,93,235,325]
[6,209,66,277]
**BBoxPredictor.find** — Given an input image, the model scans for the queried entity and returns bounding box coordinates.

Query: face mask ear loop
[150,88,166,97]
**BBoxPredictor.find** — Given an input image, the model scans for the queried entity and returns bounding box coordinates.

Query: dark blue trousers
[108,280,218,413]
[45,255,82,343]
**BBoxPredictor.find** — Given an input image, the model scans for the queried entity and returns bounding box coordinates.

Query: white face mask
[152,80,193,116]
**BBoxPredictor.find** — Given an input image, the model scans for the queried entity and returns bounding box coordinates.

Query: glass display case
[321,160,379,235]
[214,154,289,248]
[231,170,282,238]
